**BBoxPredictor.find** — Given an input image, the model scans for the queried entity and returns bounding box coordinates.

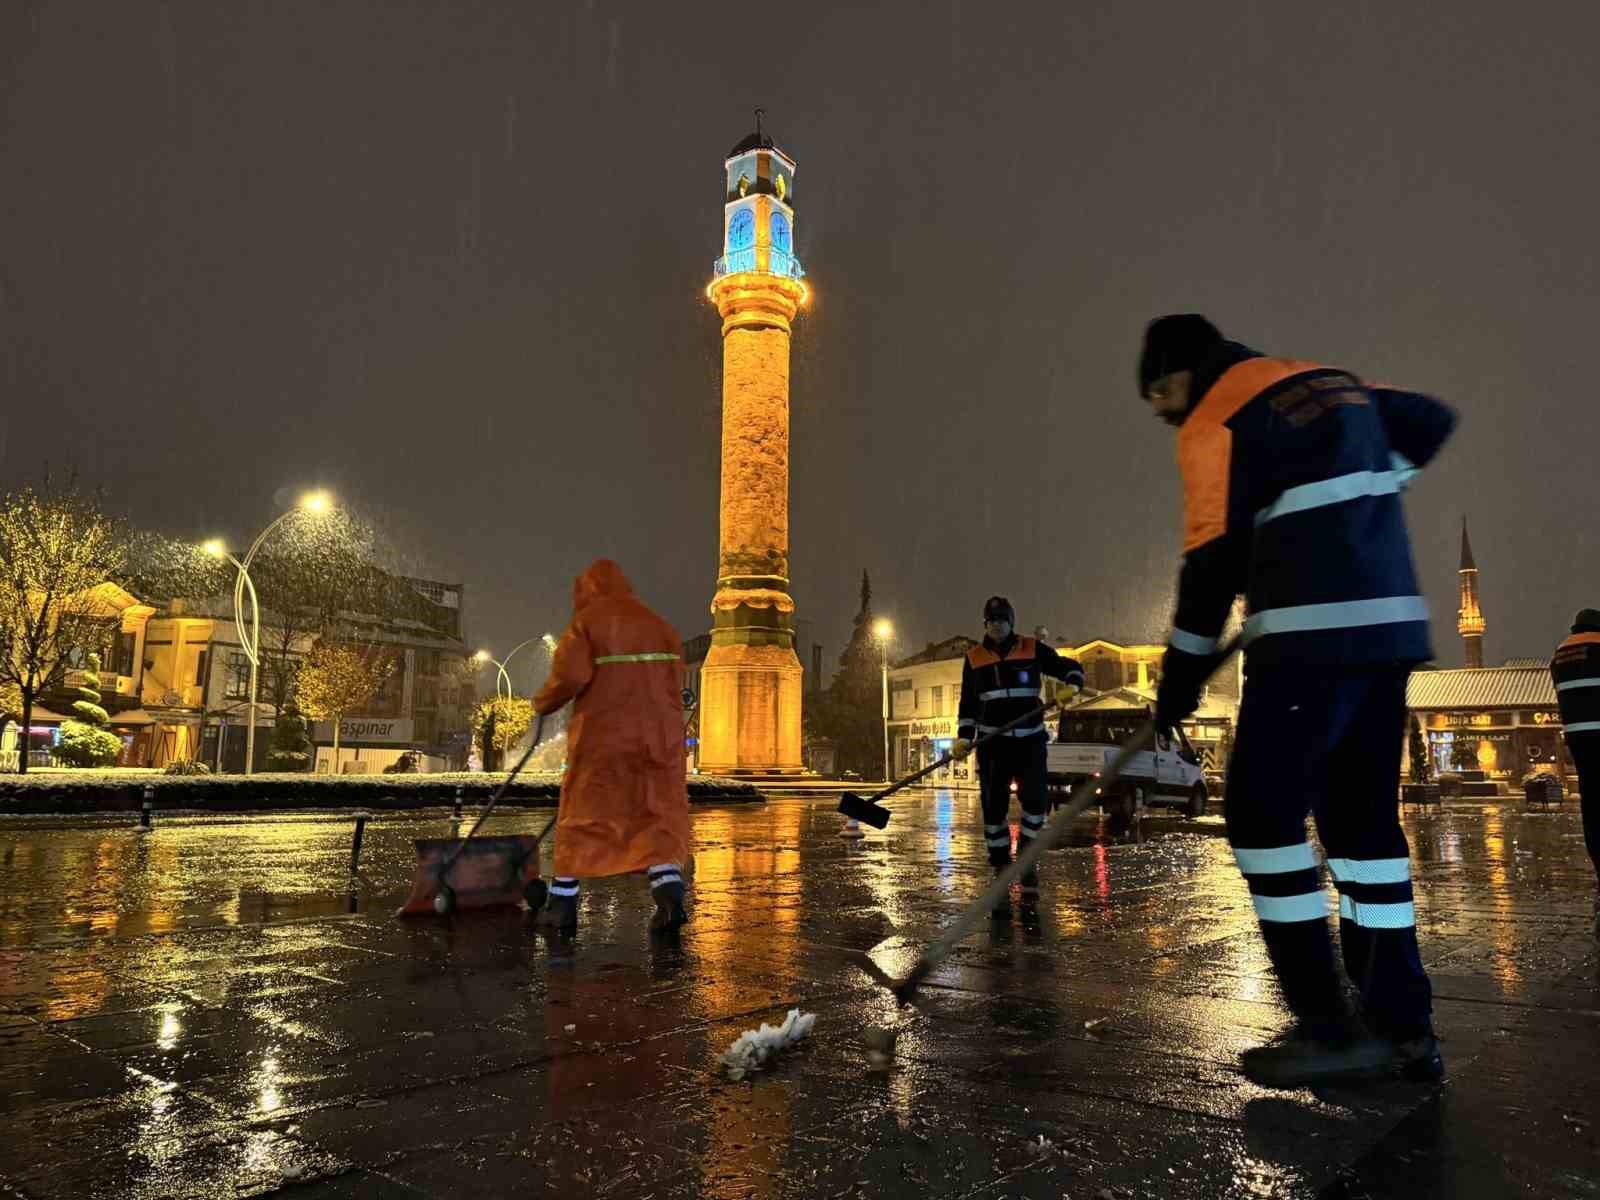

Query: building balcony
[713,247,805,279]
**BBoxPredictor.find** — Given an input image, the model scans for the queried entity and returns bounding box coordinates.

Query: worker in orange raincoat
[532,559,692,934]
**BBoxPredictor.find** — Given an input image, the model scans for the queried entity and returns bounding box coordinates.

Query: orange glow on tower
[1457,516,1484,669]
[699,114,807,773]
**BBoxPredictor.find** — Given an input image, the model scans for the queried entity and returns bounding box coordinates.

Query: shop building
[1406,663,1569,786]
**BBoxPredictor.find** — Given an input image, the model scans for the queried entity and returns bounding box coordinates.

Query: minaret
[699,113,808,774]
[1457,516,1485,669]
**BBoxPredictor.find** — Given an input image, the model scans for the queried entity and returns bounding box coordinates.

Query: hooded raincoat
[534,560,690,879]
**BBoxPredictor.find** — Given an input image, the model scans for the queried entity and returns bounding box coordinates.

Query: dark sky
[5,1,1597,692]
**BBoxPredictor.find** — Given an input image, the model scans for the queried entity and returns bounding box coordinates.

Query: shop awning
[109,709,156,727]
[1407,667,1556,711]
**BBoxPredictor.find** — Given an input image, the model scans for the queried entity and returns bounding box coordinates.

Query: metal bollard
[453,784,463,818]
[139,785,154,831]
[350,811,369,874]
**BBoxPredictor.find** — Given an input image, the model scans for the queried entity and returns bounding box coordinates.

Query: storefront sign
[314,718,414,745]
[1530,711,1561,725]
[1442,712,1497,728]
[901,717,957,738]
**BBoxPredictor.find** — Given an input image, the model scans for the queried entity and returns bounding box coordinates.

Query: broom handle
[896,636,1242,995]
[865,702,1056,806]
[443,713,548,873]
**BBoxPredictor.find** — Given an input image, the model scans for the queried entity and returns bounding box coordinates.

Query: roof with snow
[893,636,978,668]
[1406,666,1555,711]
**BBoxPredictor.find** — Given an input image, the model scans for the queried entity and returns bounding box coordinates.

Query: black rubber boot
[649,881,688,932]
[536,895,578,934]
[1019,859,1040,895]
[1392,1029,1445,1083]
[1240,1013,1393,1089]
[990,864,1012,916]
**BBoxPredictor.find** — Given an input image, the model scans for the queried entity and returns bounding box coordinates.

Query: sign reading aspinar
[314,718,415,745]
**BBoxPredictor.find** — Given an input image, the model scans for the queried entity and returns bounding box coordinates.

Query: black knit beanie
[1138,314,1224,396]
[1573,608,1600,633]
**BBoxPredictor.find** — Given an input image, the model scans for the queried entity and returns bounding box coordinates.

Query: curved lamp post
[206,491,333,775]
[476,633,557,700]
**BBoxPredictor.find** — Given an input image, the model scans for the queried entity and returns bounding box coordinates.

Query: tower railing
[712,247,805,279]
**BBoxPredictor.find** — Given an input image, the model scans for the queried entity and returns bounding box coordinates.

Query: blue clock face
[770,211,792,253]
[727,208,754,251]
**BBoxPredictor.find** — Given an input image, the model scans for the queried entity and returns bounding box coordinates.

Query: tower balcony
[712,247,805,280]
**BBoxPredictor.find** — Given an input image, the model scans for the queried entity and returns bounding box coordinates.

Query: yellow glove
[1053,681,1081,705]
[950,738,973,761]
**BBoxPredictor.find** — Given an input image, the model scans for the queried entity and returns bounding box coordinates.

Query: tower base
[697,642,803,773]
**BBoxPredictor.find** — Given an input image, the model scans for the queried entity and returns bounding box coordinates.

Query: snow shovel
[864,636,1243,1000]
[399,714,555,917]
[837,703,1057,829]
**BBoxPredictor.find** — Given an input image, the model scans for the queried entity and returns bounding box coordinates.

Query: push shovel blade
[838,792,891,829]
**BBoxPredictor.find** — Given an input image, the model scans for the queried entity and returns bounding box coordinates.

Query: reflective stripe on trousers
[1233,842,1326,923]
[1327,856,1415,930]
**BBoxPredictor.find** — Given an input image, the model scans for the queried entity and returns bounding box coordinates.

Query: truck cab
[1046,706,1210,820]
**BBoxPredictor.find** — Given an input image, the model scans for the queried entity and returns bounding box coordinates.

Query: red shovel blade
[399,835,543,917]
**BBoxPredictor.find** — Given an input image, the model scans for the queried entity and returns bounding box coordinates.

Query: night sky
[5,2,1597,691]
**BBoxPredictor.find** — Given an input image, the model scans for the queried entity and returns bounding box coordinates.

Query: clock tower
[699,113,808,774]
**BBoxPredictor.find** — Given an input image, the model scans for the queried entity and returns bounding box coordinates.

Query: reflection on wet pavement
[0,795,1595,1197]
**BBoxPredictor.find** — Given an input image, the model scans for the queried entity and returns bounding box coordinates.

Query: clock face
[770,211,792,253]
[727,208,754,251]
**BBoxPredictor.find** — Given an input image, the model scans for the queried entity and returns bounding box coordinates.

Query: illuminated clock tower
[699,113,808,774]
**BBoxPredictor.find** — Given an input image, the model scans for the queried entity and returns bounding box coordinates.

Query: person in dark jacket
[1141,313,1456,1089]
[1551,608,1600,936]
[954,596,1084,908]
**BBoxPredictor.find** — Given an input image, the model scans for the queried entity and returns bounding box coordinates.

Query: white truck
[1045,707,1210,821]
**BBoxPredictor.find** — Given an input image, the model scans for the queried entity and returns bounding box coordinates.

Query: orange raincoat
[533,560,690,879]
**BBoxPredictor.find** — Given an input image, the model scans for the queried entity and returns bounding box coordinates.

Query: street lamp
[872,618,893,783]
[476,633,557,700]
[206,490,334,775]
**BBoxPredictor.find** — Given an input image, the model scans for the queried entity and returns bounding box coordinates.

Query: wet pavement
[0,795,1596,1198]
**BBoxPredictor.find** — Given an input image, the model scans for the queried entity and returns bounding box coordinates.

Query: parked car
[1046,709,1209,821]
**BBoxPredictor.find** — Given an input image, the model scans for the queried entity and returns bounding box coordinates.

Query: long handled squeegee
[837,703,1056,829]
[865,637,1242,999]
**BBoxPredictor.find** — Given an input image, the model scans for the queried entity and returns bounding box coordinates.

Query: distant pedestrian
[1551,608,1600,936]
[1140,314,1456,1088]
[533,559,691,935]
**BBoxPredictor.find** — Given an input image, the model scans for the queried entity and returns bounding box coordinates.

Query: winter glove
[1053,680,1081,705]
[950,738,974,761]
[1154,646,1209,730]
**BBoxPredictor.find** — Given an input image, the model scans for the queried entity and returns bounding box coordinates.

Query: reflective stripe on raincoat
[533,559,690,879]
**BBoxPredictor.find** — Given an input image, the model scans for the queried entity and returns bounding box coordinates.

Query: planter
[0,771,765,815]
[1401,783,1441,807]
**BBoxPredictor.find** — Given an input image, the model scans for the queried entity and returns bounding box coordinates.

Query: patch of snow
[720,1009,816,1080]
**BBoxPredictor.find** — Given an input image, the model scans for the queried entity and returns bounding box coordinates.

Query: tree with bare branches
[0,478,127,773]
